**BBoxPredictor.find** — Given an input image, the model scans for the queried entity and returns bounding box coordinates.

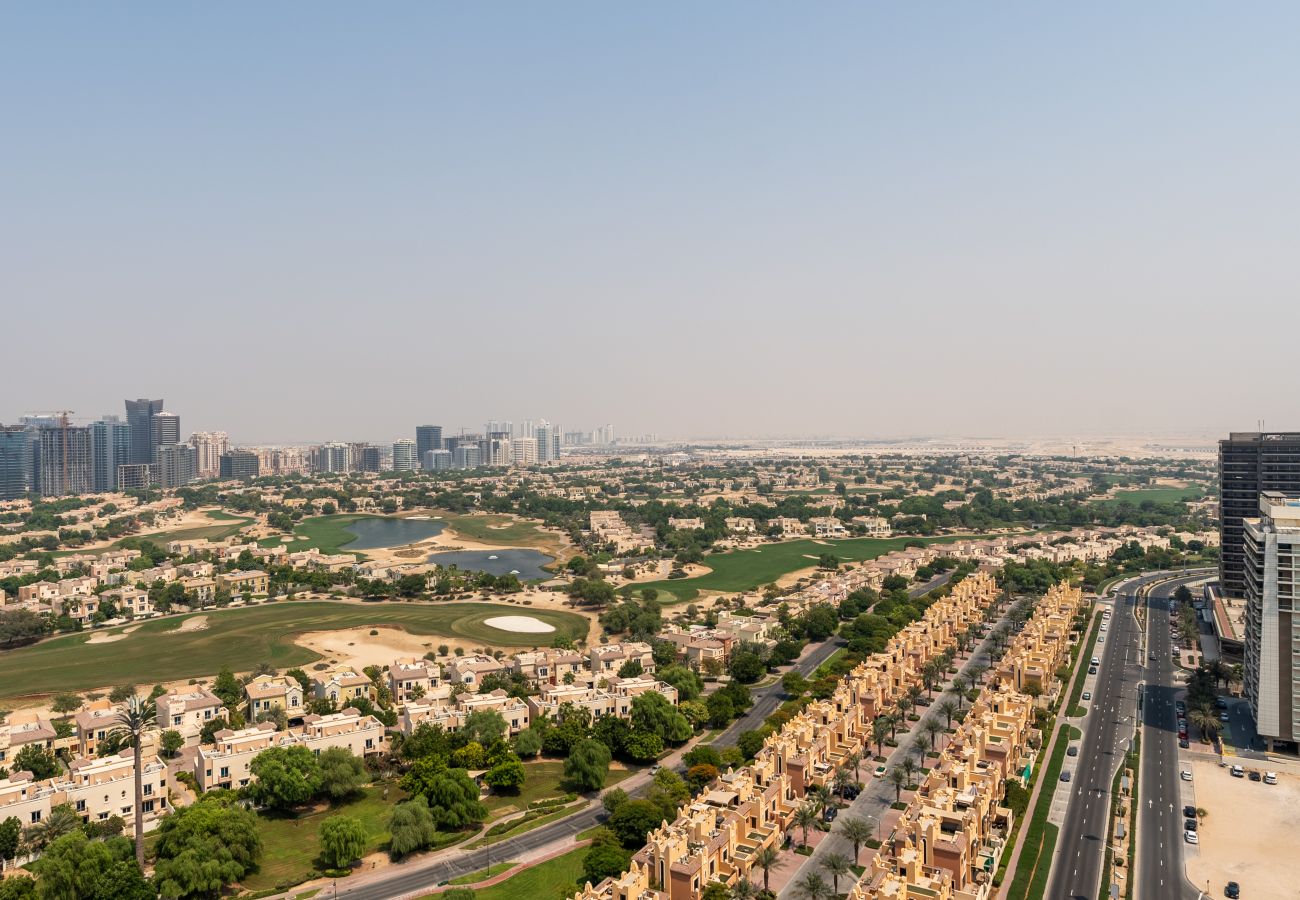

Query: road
[1046,572,1164,900]
[1136,573,1214,900]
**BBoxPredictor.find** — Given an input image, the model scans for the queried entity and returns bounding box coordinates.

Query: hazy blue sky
[4,4,1298,443]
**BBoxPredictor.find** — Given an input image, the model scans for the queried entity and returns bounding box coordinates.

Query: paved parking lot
[1182,758,1300,899]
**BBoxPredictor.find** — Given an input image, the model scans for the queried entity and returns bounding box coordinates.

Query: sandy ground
[1183,758,1300,899]
[174,615,208,633]
[294,625,445,670]
[85,624,140,644]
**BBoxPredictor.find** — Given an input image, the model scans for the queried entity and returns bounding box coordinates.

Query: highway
[1046,570,1211,900]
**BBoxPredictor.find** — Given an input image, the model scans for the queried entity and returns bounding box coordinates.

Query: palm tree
[905,684,923,709]
[872,718,890,758]
[937,699,959,728]
[24,803,80,852]
[821,852,852,895]
[836,816,872,864]
[794,802,820,848]
[731,877,759,900]
[969,662,988,685]
[1188,708,1220,744]
[889,767,908,803]
[109,693,157,869]
[950,675,969,706]
[885,711,901,741]
[795,872,832,900]
[922,719,944,752]
[900,756,918,787]
[844,751,862,784]
[833,768,855,804]
[753,845,782,893]
[809,784,833,814]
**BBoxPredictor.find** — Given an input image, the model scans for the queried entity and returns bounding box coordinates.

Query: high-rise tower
[124,398,163,464]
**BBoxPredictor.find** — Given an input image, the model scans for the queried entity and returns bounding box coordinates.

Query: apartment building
[1241,492,1300,751]
[398,688,529,736]
[0,752,168,830]
[0,715,57,767]
[389,658,441,703]
[74,701,124,757]
[511,648,586,685]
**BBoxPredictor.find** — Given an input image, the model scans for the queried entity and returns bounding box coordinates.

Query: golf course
[0,601,588,701]
[639,533,984,601]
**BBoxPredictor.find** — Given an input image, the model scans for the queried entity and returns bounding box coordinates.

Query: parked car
[1060,771,1072,782]
[1089,666,1098,675]
[1179,738,1190,749]
[1225,880,1240,898]
[1215,697,1229,710]
[1248,770,1262,782]
[1184,830,1199,844]
[1221,712,1231,722]
[1230,765,1245,777]
[1067,745,1079,757]
[1264,772,1278,785]
[1185,818,1197,831]
[1082,691,1091,700]
[1183,805,1197,818]
[1180,769,1193,781]
[1091,657,1100,666]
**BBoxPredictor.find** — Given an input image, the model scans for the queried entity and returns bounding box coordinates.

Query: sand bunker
[86,624,140,645]
[484,615,555,634]
[294,626,440,670]
[174,615,208,633]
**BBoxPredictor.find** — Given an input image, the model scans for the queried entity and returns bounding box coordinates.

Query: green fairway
[1092,486,1205,507]
[438,512,568,556]
[0,601,589,700]
[639,534,982,601]
[131,510,255,544]
[257,513,384,557]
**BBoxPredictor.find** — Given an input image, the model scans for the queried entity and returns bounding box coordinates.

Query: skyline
[5,4,1300,439]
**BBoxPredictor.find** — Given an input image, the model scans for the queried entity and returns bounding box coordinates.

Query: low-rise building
[389,658,440,703]
[155,688,225,745]
[244,675,306,720]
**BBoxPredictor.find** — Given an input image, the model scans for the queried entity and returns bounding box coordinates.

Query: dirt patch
[294,625,451,670]
[173,615,208,633]
[1183,758,1299,899]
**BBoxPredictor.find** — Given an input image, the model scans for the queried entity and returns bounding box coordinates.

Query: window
[173,715,182,726]
[75,800,86,812]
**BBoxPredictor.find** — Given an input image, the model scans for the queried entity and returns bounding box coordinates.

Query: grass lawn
[638,534,986,602]
[419,846,588,900]
[0,601,590,700]
[449,863,515,885]
[436,512,568,557]
[483,761,570,816]
[241,783,409,893]
[1091,486,1205,508]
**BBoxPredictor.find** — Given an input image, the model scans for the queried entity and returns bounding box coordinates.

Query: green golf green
[0,601,588,701]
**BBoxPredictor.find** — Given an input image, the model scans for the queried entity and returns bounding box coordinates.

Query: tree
[622,730,665,763]
[484,757,526,793]
[871,718,890,758]
[737,729,768,760]
[388,798,438,860]
[399,763,487,830]
[889,767,908,803]
[108,694,156,869]
[609,799,663,849]
[12,744,58,780]
[248,745,323,811]
[0,816,19,865]
[728,649,766,684]
[701,882,731,900]
[730,878,759,900]
[658,664,703,701]
[753,845,782,893]
[564,739,612,792]
[0,878,32,900]
[583,841,632,883]
[793,803,819,848]
[153,793,262,900]
[602,788,629,816]
[821,852,852,895]
[319,815,367,869]
[782,672,810,697]
[318,747,368,802]
[630,692,692,744]
[686,764,719,794]
[212,667,242,708]
[161,729,185,759]
[937,699,959,729]
[795,872,832,900]
[837,816,872,863]
[31,831,152,900]
[50,694,81,716]
[463,709,508,746]
[921,718,944,751]
[513,727,543,758]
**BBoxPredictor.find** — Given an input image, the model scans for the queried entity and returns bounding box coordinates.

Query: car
[1185,830,1199,844]
[649,764,661,774]
[874,765,888,778]
[1149,652,1157,659]
[1100,624,1108,631]
[1176,701,1186,711]
[1185,818,1197,831]
[1091,657,1100,666]
[1225,881,1240,899]
[1180,769,1192,781]
[1082,691,1091,700]
[1089,666,1098,675]
[822,807,838,822]
[1067,745,1079,757]
[1098,636,1105,644]
[1179,738,1190,748]
[1220,712,1231,722]
[1060,771,1072,782]
[1215,697,1229,709]
[1248,770,1262,782]
[1184,805,1197,818]
[1231,765,1245,777]
[1264,772,1278,785]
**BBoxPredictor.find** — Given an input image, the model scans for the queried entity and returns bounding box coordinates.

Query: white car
[1098,636,1105,643]
[1184,830,1199,844]
[1180,769,1193,782]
